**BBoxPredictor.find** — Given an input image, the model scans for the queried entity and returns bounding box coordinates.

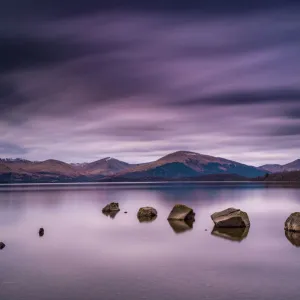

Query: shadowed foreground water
[0,182,300,300]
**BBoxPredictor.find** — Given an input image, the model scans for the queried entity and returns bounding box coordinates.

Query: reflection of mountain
[102,210,119,219]
[211,226,249,242]
[285,231,300,247]
[168,219,194,234]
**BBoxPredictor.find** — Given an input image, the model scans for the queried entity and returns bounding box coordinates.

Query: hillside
[259,159,300,173]
[111,151,265,180]
[77,157,135,176]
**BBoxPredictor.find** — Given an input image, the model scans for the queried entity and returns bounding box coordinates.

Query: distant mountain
[110,151,265,180]
[77,157,136,176]
[259,164,284,173]
[0,151,273,183]
[259,159,300,173]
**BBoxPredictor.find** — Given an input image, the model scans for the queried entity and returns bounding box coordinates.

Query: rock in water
[102,202,120,213]
[0,242,5,250]
[167,204,195,221]
[211,208,250,228]
[39,228,45,237]
[137,207,157,222]
[285,212,300,232]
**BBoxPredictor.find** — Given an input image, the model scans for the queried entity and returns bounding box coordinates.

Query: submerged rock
[168,219,194,234]
[102,202,120,213]
[211,226,249,242]
[167,204,195,221]
[285,230,300,247]
[0,242,5,250]
[285,212,300,232]
[39,228,45,237]
[211,207,250,228]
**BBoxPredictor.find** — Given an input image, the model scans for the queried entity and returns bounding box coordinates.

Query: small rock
[211,207,250,228]
[102,202,120,213]
[0,242,5,250]
[167,204,195,221]
[39,228,45,237]
[285,212,300,232]
[137,207,157,222]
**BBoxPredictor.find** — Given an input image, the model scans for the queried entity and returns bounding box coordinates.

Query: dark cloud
[2,0,300,19]
[0,35,95,73]
[177,89,300,107]
[0,2,300,165]
[0,142,28,156]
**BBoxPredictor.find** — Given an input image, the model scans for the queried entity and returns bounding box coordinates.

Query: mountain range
[0,151,265,183]
[0,151,298,183]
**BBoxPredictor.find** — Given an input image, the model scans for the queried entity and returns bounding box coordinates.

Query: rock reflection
[211,226,249,242]
[285,231,300,247]
[138,215,157,223]
[168,219,194,234]
[102,210,119,219]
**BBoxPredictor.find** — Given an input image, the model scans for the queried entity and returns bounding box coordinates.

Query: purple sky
[0,1,300,165]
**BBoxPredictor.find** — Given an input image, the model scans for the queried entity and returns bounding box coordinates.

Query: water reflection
[211,226,249,242]
[285,231,300,247]
[138,215,157,223]
[168,219,194,234]
[102,210,119,219]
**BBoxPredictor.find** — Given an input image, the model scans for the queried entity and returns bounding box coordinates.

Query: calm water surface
[0,182,300,300]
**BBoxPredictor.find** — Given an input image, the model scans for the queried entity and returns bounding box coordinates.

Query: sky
[0,0,300,166]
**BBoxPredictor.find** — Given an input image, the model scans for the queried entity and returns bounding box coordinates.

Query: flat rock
[102,202,120,213]
[167,204,195,221]
[211,207,250,228]
[0,242,5,250]
[285,212,300,232]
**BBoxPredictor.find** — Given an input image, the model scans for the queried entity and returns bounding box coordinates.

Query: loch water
[0,182,300,300]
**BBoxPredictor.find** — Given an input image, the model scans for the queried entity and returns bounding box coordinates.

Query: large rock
[0,242,5,250]
[102,202,120,213]
[285,212,300,232]
[211,207,250,228]
[167,204,195,221]
[137,207,157,222]
[211,227,249,242]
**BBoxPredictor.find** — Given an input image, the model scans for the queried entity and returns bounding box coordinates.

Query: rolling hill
[260,159,300,173]
[110,151,265,180]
